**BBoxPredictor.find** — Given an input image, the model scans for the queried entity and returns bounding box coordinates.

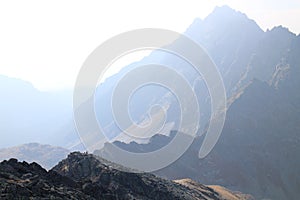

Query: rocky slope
[175,179,252,200]
[0,152,251,200]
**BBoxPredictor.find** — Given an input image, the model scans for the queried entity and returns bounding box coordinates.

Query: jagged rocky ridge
[0,152,252,200]
[0,143,70,170]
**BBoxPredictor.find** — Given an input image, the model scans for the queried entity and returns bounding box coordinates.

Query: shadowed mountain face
[0,152,252,200]
[99,59,300,199]
[99,79,300,199]
[97,6,300,200]
[156,80,299,200]
[101,59,300,199]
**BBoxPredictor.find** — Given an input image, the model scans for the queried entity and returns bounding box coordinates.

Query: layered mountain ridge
[97,6,300,200]
[92,5,299,146]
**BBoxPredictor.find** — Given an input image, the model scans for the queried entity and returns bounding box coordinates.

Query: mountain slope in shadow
[102,78,300,200]
[98,6,300,200]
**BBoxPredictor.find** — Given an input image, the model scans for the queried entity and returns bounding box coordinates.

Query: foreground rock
[0,152,251,199]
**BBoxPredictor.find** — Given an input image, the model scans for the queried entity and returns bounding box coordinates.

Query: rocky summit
[0,152,252,200]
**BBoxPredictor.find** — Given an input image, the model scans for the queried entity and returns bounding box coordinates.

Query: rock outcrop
[0,152,251,200]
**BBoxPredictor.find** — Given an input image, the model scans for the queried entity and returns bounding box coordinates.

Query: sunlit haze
[1,0,299,91]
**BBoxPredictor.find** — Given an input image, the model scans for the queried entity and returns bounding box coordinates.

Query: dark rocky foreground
[0,143,70,170]
[0,152,251,200]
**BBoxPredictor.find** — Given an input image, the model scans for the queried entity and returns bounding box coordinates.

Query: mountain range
[1,5,300,200]
[88,6,299,148]
[97,6,300,200]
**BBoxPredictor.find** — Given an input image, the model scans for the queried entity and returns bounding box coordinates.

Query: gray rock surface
[0,152,251,200]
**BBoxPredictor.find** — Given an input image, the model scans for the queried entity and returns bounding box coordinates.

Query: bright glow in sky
[0,0,299,91]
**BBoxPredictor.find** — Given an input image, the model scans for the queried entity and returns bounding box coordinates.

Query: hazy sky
[1,0,299,91]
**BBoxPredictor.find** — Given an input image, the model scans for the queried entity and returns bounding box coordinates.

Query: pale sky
[0,0,299,91]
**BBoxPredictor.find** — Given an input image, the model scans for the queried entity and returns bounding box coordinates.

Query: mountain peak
[208,5,247,20]
[213,5,240,13]
[267,25,296,37]
[204,5,262,33]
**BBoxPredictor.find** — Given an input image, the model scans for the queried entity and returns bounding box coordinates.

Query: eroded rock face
[0,152,251,200]
[52,152,222,200]
[0,157,90,199]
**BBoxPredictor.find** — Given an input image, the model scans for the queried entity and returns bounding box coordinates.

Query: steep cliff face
[0,152,251,200]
